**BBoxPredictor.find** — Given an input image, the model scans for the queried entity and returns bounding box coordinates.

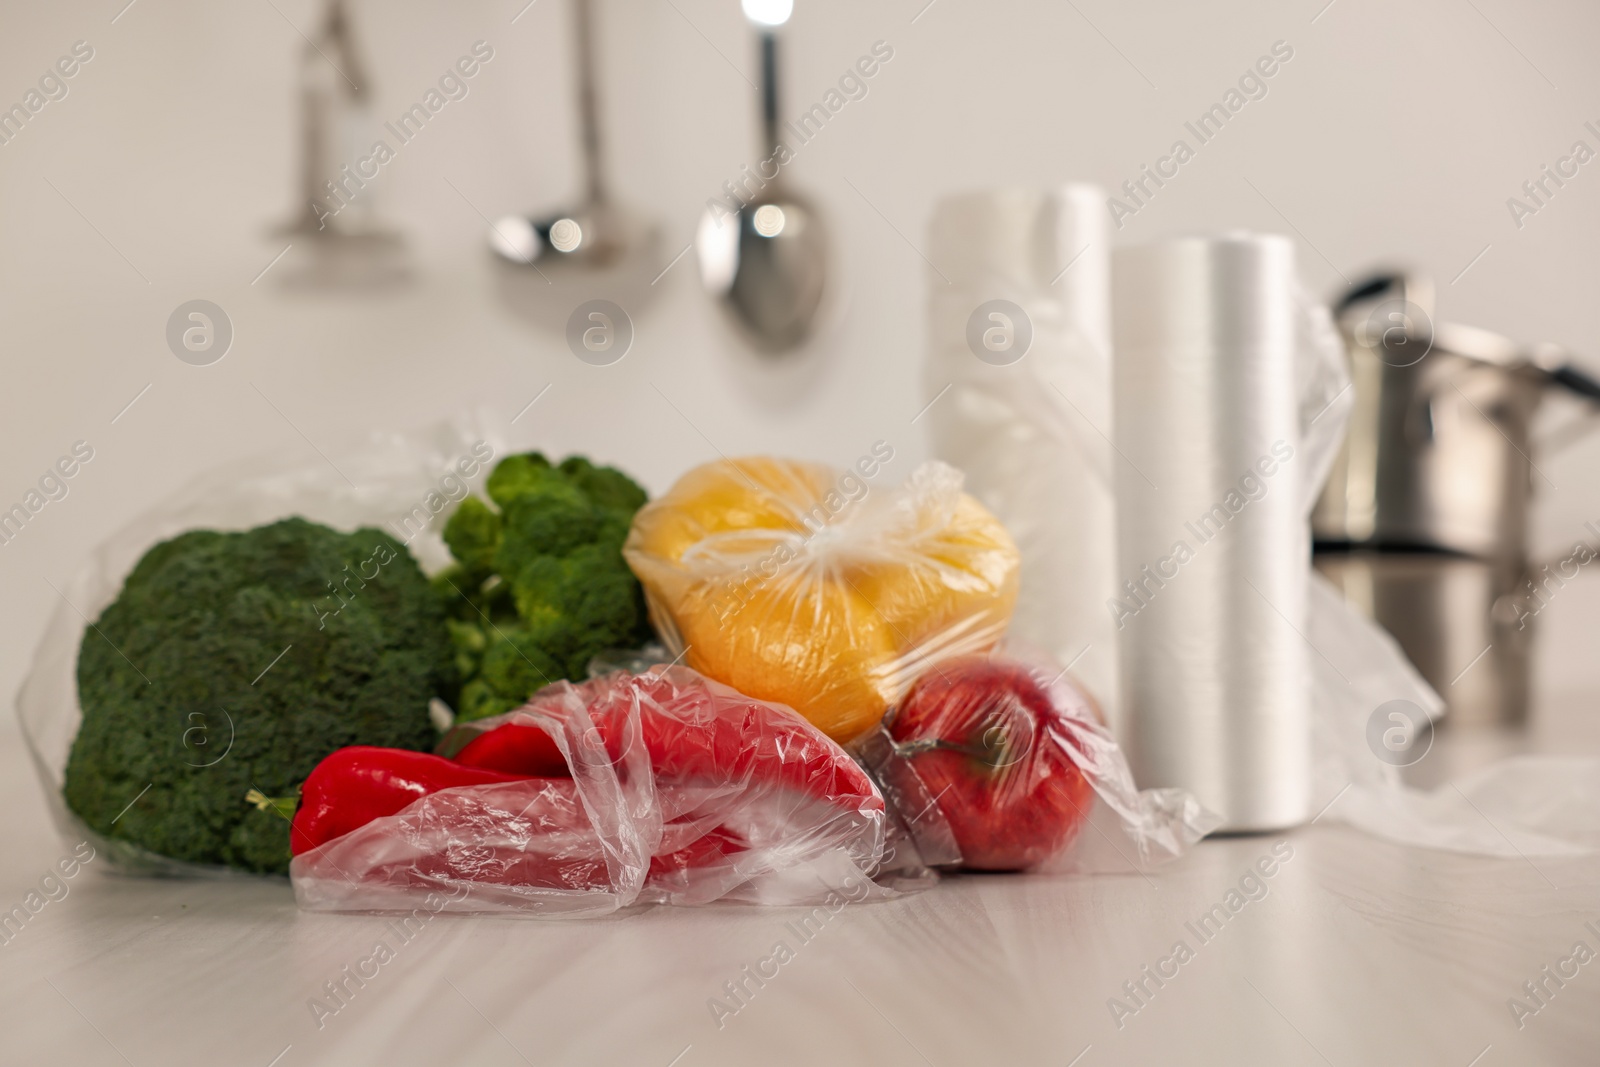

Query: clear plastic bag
[15,422,495,877]
[290,665,889,916]
[622,457,1020,745]
[924,186,1121,725]
[853,653,1217,876]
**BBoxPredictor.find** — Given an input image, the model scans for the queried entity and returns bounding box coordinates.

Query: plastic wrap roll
[924,186,1119,722]
[1112,233,1309,832]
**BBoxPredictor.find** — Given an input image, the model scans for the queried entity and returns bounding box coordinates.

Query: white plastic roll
[1112,233,1310,832]
[924,186,1120,723]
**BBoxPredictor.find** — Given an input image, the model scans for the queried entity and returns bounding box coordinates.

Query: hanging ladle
[490,0,645,268]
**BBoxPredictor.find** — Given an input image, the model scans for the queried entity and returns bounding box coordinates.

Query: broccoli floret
[484,452,554,505]
[454,623,566,721]
[440,495,503,577]
[444,617,489,681]
[556,455,648,515]
[439,452,652,719]
[63,518,455,874]
[506,545,643,676]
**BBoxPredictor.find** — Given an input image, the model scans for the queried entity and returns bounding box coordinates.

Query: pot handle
[1547,363,1600,404]
[1533,360,1600,457]
[1524,337,1600,403]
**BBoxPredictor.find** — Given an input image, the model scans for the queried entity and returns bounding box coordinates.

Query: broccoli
[436,453,652,720]
[63,518,455,874]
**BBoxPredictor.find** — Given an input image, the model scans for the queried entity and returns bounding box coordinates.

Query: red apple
[888,657,1097,871]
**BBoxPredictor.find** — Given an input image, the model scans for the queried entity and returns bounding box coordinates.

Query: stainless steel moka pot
[1313,272,1600,724]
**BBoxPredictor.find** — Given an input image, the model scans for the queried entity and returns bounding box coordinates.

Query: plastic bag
[924,185,1121,725]
[291,665,888,916]
[1307,573,1600,856]
[853,654,1216,877]
[623,457,1020,745]
[15,422,496,877]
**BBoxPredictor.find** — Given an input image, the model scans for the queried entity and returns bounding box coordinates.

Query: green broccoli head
[63,518,455,874]
[439,452,652,719]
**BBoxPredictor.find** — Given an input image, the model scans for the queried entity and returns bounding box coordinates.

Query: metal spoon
[490,0,643,268]
[696,6,827,352]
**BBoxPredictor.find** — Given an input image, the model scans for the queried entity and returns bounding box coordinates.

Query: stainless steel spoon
[491,0,643,268]
[696,16,827,352]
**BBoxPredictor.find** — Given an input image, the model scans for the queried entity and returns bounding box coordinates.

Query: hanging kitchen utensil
[270,0,407,289]
[695,0,828,352]
[490,0,650,269]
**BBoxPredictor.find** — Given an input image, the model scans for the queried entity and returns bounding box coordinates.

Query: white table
[3,575,1598,1067]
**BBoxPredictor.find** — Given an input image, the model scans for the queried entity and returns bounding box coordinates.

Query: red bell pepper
[450,670,884,888]
[289,667,885,910]
[452,691,881,810]
[288,747,531,855]
[449,720,569,778]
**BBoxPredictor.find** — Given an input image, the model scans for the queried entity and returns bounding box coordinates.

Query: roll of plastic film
[1111,233,1310,832]
[924,186,1120,725]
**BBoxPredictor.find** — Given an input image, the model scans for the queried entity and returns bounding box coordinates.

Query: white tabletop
[3,574,1598,1067]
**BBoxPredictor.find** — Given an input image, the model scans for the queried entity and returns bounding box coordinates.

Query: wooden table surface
[4,579,1598,1067]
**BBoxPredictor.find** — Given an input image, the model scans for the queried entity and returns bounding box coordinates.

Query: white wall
[3,0,1599,706]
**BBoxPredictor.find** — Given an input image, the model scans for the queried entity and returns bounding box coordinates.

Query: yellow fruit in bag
[624,456,1019,742]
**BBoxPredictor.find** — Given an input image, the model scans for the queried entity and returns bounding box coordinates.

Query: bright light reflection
[741,0,793,27]
[753,204,786,237]
[549,218,583,253]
